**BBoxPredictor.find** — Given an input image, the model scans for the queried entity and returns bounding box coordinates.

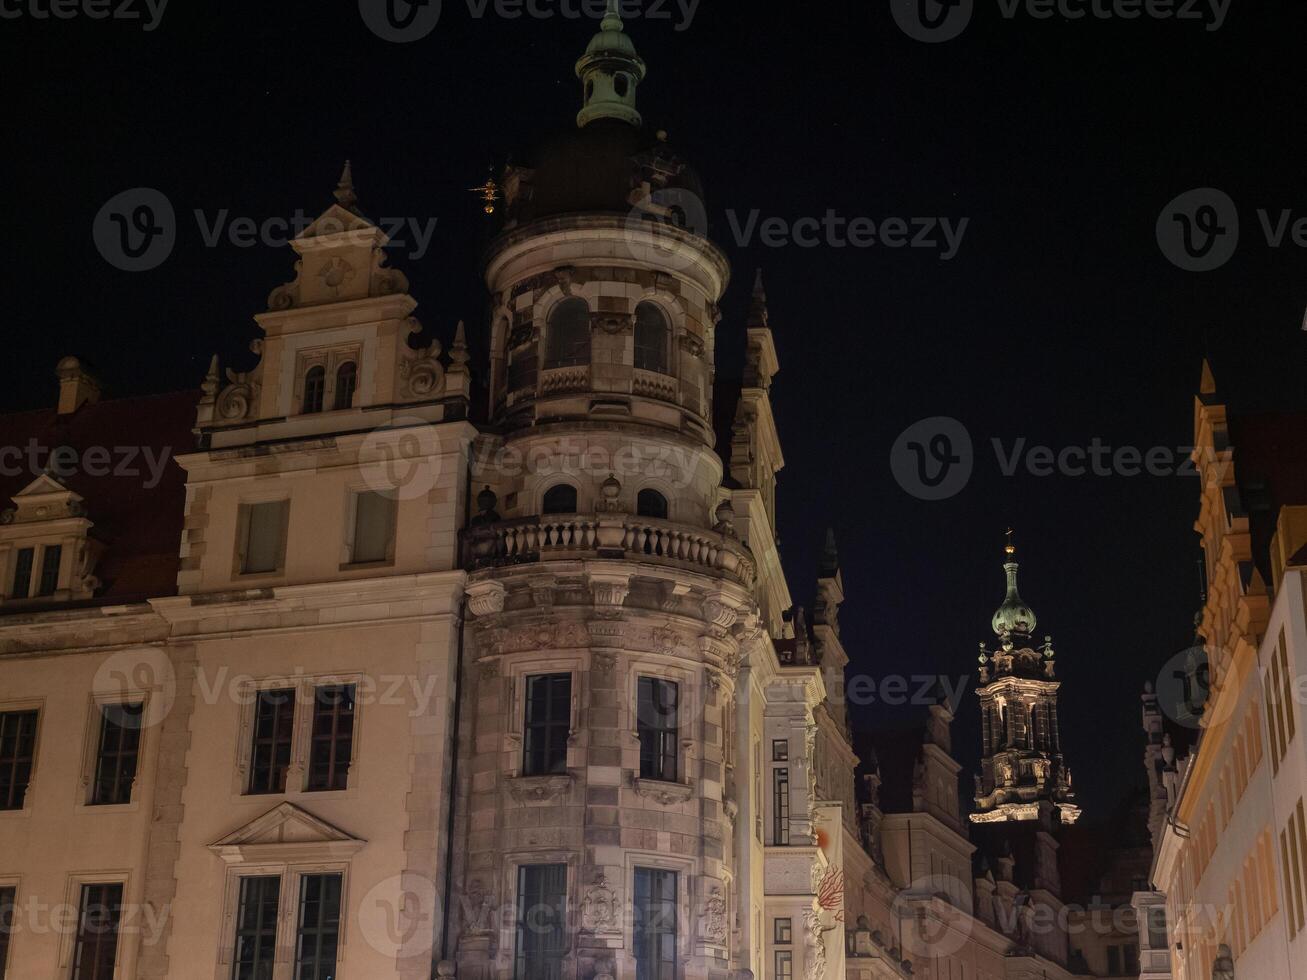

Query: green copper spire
[991,532,1037,639]
[575,0,647,128]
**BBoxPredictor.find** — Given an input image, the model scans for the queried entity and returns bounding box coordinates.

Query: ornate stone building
[0,7,1162,980]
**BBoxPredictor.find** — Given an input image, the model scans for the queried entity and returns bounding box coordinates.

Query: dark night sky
[8,1,1307,818]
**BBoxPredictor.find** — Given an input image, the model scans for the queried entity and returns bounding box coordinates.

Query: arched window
[614,73,630,98]
[637,489,668,520]
[634,302,671,374]
[542,484,578,515]
[303,366,325,414]
[545,298,591,369]
[333,362,357,411]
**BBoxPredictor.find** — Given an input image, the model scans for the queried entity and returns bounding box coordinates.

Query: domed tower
[454,8,776,980]
[972,536,1079,828]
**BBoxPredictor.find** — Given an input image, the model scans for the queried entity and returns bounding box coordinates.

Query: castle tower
[972,536,1080,827]
[452,10,790,979]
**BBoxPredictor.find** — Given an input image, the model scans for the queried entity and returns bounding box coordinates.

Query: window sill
[78,801,140,813]
[338,559,395,573]
[0,806,32,819]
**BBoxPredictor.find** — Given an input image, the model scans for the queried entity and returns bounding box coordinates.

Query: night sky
[9,0,1307,819]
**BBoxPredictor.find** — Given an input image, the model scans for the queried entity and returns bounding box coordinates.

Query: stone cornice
[0,603,168,658]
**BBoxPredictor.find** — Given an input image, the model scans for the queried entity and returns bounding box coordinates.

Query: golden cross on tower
[468,173,500,215]
[1005,528,1016,556]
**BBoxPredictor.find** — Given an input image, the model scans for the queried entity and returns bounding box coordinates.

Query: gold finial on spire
[468,171,499,215]
[1005,527,1016,557]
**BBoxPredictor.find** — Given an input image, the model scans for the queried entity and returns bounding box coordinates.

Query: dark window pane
[542,485,577,516]
[774,917,792,944]
[637,678,678,783]
[774,950,793,980]
[295,874,342,980]
[514,864,567,980]
[772,739,788,762]
[11,549,33,600]
[633,868,677,980]
[0,711,38,811]
[523,674,571,776]
[248,690,296,795]
[637,489,668,520]
[352,492,394,564]
[634,302,670,374]
[306,686,355,792]
[233,875,281,980]
[242,501,287,575]
[773,768,790,845]
[333,362,357,411]
[544,298,591,368]
[91,704,142,806]
[37,545,61,597]
[0,886,15,980]
[71,883,122,980]
[303,366,325,414]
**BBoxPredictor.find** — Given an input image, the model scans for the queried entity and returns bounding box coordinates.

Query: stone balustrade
[464,512,755,588]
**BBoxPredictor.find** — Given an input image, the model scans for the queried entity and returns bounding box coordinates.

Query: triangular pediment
[296,203,380,242]
[5,473,87,525]
[14,472,78,501]
[209,802,366,864]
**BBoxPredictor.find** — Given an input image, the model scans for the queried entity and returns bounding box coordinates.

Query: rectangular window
[514,864,567,980]
[1281,630,1297,746]
[773,767,790,845]
[0,710,37,810]
[232,875,281,980]
[248,689,296,795]
[351,491,395,565]
[306,686,355,792]
[523,674,571,776]
[10,548,33,600]
[1146,907,1167,948]
[772,739,788,762]
[71,883,122,980]
[36,545,61,597]
[294,873,342,980]
[637,678,679,783]
[774,950,793,980]
[633,868,677,980]
[91,704,142,805]
[241,501,289,575]
[1266,677,1281,773]
[1106,945,1121,975]
[0,886,14,980]
[773,917,792,944]
[1124,943,1139,974]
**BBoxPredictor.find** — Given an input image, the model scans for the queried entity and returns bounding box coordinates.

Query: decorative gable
[209,802,367,864]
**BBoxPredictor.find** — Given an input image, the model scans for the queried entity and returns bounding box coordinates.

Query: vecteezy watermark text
[0,0,169,30]
[93,188,440,272]
[1157,187,1307,274]
[890,418,1231,500]
[892,0,1229,43]
[0,440,173,489]
[358,0,699,43]
[725,210,969,260]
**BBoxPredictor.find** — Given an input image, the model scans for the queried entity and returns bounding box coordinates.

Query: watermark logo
[359,417,448,502]
[92,648,177,729]
[891,0,975,43]
[1156,188,1239,272]
[359,0,443,41]
[725,210,969,259]
[1155,644,1237,729]
[93,188,176,272]
[358,873,441,958]
[890,417,975,501]
[622,186,710,274]
[892,875,976,957]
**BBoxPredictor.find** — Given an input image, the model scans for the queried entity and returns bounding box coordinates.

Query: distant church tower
[971,536,1080,827]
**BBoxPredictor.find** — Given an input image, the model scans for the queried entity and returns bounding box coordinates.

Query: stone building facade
[0,7,1158,980]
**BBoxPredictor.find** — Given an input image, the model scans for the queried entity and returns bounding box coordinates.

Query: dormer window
[333,362,358,411]
[303,366,326,414]
[0,475,102,605]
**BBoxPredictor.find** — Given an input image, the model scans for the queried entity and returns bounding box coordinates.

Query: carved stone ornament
[701,886,728,944]
[318,256,356,294]
[217,369,259,421]
[678,333,705,357]
[400,321,447,399]
[592,312,634,335]
[487,621,591,654]
[466,580,507,618]
[631,778,693,806]
[580,872,618,934]
[702,596,739,634]
[462,880,497,934]
[370,249,409,297]
[507,773,573,804]
[592,652,616,676]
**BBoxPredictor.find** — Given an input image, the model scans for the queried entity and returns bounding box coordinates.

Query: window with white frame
[523,674,571,777]
[637,678,678,783]
[240,681,359,796]
[89,703,142,806]
[70,882,122,980]
[224,868,345,980]
[0,885,15,980]
[514,864,567,980]
[0,709,38,810]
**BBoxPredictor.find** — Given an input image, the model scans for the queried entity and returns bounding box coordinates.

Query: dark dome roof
[503,120,706,225]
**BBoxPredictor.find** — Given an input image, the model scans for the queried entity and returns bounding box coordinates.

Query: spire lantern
[575,0,647,129]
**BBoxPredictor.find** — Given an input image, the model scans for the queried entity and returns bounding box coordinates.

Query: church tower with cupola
[972,536,1079,828]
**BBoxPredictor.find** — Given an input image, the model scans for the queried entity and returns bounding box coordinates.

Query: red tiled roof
[0,390,198,610]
